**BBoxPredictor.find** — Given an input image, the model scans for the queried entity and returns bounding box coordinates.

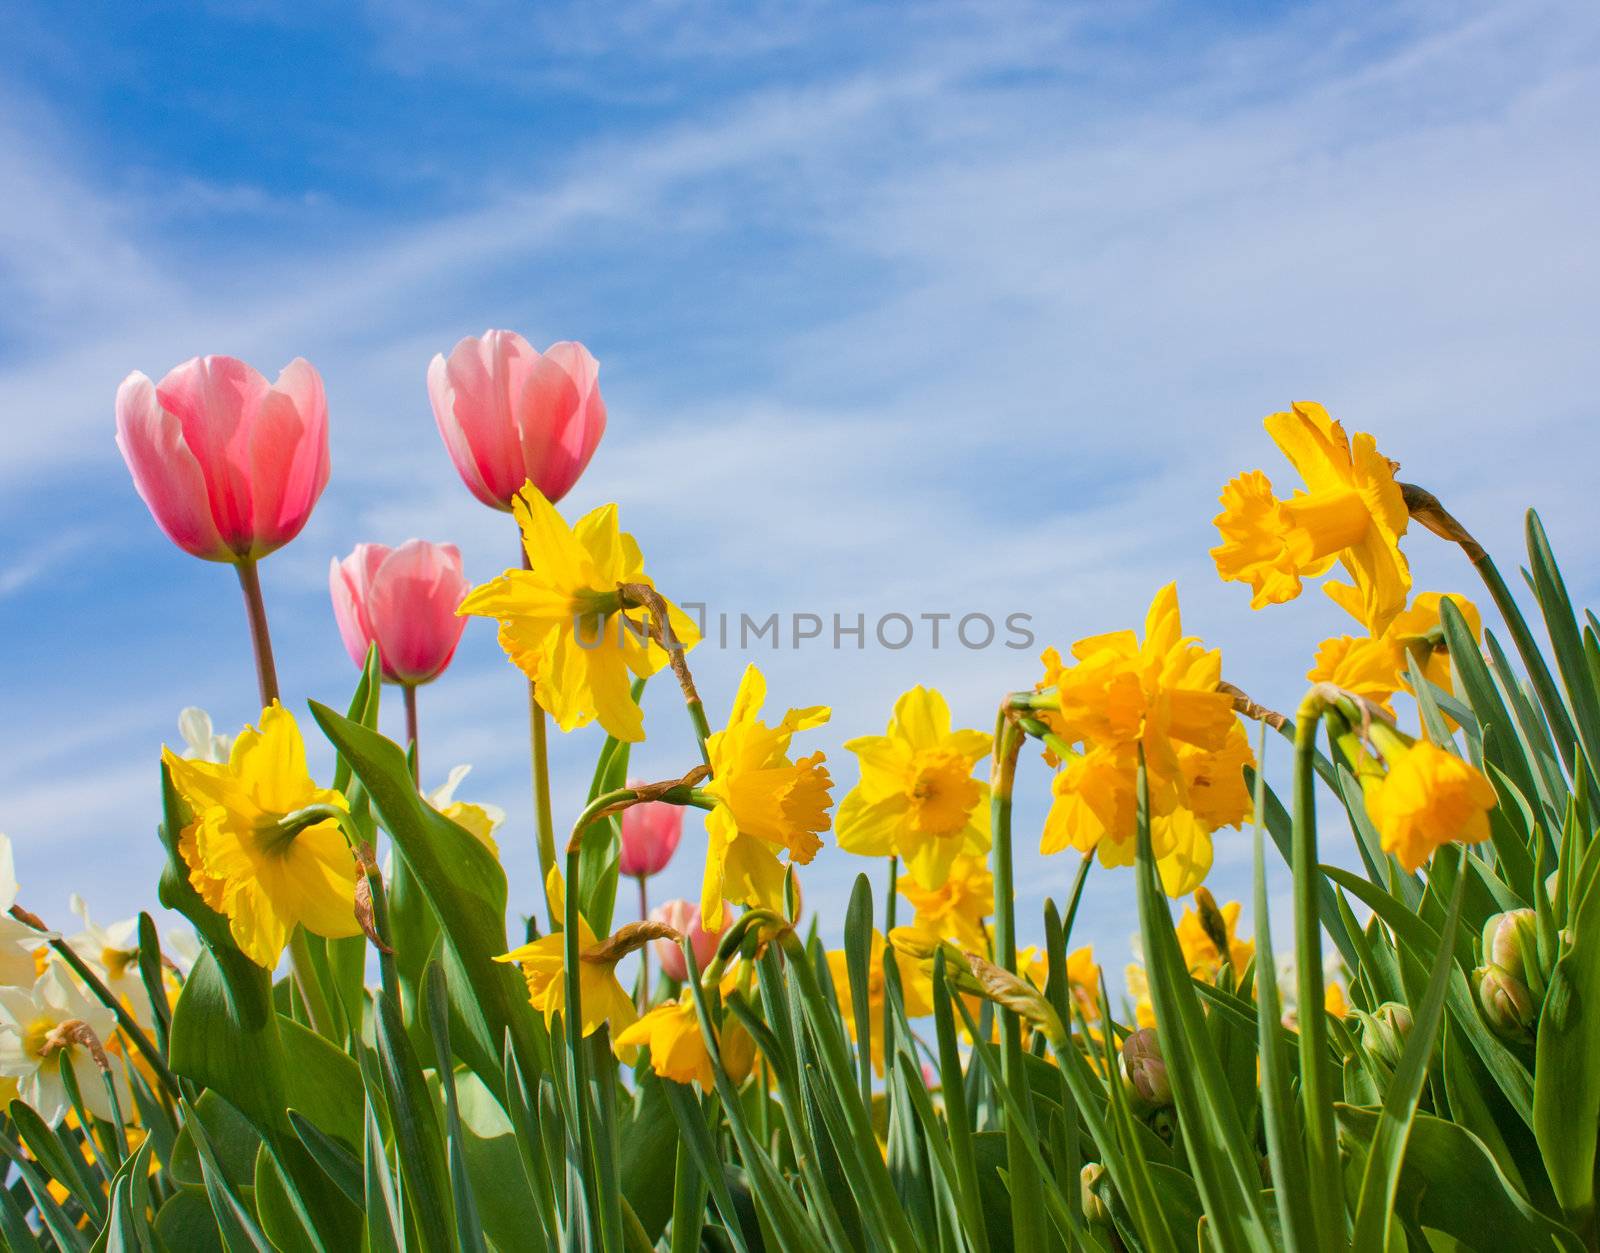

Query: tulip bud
[329,542,470,685]
[1120,1027,1172,1110]
[650,900,729,983]
[1080,1163,1112,1226]
[1475,964,1536,1042]
[1360,1002,1413,1071]
[619,787,684,878]
[1481,909,1544,1002]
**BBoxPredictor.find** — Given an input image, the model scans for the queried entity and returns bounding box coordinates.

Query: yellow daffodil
[1125,962,1156,1028]
[1056,943,1101,1022]
[1307,634,1403,716]
[897,853,993,952]
[1361,740,1495,873]
[1324,981,1350,1018]
[161,703,358,969]
[1310,590,1484,717]
[1036,585,1249,896]
[699,665,832,930]
[827,929,934,1075]
[496,869,639,1040]
[837,687,991,889]
[613,974,756,1089]
[1175,896,1254,982]
[459,484,700,742]
[1211,402,1411,633]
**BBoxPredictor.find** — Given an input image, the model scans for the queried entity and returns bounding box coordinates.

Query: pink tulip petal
[366,540,470,684]
[516,341,605,503]
[115,372,230,561]
[440,331,539,509]
[156,356,271,555]
[251,358,329,554]
[330,544,390,671]
[429,352,500,509]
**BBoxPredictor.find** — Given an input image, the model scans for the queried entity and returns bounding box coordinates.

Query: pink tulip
[115,355,330,562]
[651,899,732,983]
[329,541,470,685]
[619,786,684,877]
[428,331,606,510]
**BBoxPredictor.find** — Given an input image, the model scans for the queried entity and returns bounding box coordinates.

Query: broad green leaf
[1339,1108,1583,1252]
[309,702,544,1099]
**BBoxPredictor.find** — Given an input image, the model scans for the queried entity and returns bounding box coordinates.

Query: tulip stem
[403,683,420,787]
[637,874,651,1013]
[234,558,280,707]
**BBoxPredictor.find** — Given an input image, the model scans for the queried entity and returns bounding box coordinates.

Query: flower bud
[1360,1002,1413,1071]
[1475,964,1536,1042]
[1481,909,1544,1001]
[1080,1163,1112,1226]
[649,900,729,983]
[1120,1027,1172,1110]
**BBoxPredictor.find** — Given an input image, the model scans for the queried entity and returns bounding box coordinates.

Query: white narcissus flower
[178,707,232,763]
[66,896,151,1027]
[0,834,53,989]
[0,967,129,1124]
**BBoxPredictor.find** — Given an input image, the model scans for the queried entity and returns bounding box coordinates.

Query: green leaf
[309,701,544,1098]
[374,989,454,1253]
[288,1110,363,1208]
[8,1098,106,1225]
[1349,856,1466,1249]
[1526,510,1600,788]
[843,873,875,1113]
[422,962,487,1253]
[0,1130,86,1252]
[1134,756,1277,1252]
[181,1096,273,1253]
[1339,1108,1583,1251]
[155,1189,227,1253]
[1535,814,1600,1229]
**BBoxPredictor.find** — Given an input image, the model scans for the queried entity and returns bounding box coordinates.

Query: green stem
[668,1135,707,1253]
[637,874,650,1013]
[1292,691,1347,1248]
[531,700,558,931]
[989,705,1044,1253]
[563,845,606,1249]
[403,683,420,787]
[884,856,898,930]
[287,927,334,1039]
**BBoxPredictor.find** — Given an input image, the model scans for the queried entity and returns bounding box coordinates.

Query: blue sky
[2,0,1597,987]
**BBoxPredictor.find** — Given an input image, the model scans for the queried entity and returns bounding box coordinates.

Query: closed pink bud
[651,899,730,983]
[428,331,606,510]
[330,541,470,685]
[619,785,684,877]
[115,355,330,562]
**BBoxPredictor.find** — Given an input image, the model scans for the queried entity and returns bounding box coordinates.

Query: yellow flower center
[103,947,139,980]
[907,750,980,837]
[22,1015,64,1061]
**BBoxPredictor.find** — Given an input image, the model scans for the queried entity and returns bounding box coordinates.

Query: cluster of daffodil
[9,363,1594,1253]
